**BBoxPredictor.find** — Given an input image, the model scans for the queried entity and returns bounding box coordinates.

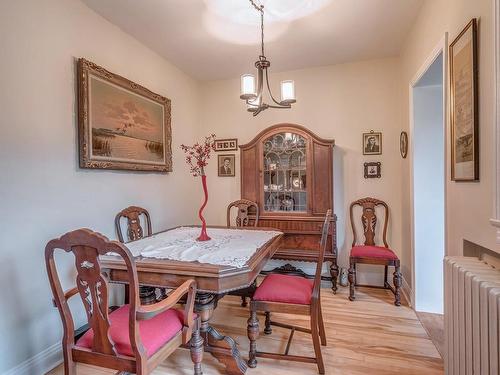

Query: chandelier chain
[242,0,295,115]
[249,0,265,57]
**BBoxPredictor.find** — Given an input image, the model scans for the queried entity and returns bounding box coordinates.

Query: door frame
[408,34,448,309]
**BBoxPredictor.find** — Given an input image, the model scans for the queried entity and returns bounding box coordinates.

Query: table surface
[101,226,283,293]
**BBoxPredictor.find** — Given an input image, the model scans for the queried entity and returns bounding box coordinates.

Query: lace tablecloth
[124,227,282,268]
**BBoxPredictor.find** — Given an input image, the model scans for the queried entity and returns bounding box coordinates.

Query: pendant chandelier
[240,0,296,116]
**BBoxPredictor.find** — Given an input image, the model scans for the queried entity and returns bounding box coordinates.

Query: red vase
[197,174,211,241]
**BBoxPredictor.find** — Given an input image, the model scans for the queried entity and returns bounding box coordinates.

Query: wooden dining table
[100,226,283,375]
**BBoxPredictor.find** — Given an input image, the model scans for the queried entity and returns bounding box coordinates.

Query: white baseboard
[401,276,413,308]
[3,343,62,375]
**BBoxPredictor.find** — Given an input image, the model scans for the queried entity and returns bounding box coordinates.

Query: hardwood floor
[48,286,443,375]
[416,312,444,358]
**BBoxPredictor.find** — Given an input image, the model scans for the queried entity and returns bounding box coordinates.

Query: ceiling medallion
[240,0,296,116]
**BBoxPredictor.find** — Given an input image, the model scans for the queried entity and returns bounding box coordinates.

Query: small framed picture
[215,138,238,152]
[364,162,381,179]
[400,131,408,159]
[362,131,382,155]
[218,154,235,177]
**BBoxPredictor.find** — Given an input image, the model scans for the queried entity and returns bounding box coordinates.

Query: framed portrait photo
[215,138,238,152]
[362,131,382,155]
[364,162,381,179]
[450,19,479,181]
[218,154,235,177]
[77,58,172,172]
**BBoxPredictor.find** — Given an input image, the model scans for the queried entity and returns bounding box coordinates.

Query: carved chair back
[312,209,332,304]
[115,206,152,243]
[349,197,389,248]
[45,229,145,359]
[226,199,259,227]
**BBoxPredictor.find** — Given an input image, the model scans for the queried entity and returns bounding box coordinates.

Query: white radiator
[444,256,500,375]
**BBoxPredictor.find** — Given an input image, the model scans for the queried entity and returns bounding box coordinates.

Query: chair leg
[348,261,356,301]
[393,265,402,306]
[190,320,204,375]
[318,302,327,346]
[384,265,389,288]
[63,349,76,375]
[311,312,325,374]
[330,261,339,294]
[247,306,259,368]
[241,296,247,307]
[124,284,130,304]
[264,311,272,335]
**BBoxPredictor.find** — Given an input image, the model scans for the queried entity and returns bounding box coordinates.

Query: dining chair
[226,199,260,307]
[115,206,164,304]
[226,199,259,227]
[45,228,203,375]
[348,197,402,306]
[247,209,331,374]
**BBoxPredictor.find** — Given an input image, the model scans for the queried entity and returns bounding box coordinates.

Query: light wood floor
[48,286,443,375]
[416,312,444,358]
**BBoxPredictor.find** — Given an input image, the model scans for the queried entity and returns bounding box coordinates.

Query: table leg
[195,293,248,375]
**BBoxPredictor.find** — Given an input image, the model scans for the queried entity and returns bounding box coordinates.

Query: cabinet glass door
[263,132,307,212]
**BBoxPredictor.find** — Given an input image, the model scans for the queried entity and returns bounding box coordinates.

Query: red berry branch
[180,134,216,177]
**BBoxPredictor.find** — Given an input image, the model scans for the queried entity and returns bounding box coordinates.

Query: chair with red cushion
[45,228,203,375]
[115,206,164,304]
[226,199,260,307]
[247,210,332,374]
[348,197,402,306]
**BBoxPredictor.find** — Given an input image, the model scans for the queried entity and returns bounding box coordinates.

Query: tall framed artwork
[449,19,479,181]
[77,58,172,172]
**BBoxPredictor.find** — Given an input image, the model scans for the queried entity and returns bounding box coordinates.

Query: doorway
[410,42,446,314]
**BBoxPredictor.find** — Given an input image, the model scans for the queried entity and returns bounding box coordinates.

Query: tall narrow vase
[197,174,211,241]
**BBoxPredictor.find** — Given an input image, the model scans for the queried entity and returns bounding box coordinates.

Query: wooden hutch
[239,123,338,292]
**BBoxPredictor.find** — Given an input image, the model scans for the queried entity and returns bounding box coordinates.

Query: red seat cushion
[253,274,314,305]
[76,305,186,357]
[350,245,398,260]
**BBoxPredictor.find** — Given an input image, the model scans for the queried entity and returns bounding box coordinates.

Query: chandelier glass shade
[240,0,296,116]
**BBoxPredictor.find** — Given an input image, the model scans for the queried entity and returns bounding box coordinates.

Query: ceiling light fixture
[240,0,296,116]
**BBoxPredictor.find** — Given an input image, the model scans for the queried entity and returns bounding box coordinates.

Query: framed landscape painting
[449,19,479,181]
[77,58,172,172]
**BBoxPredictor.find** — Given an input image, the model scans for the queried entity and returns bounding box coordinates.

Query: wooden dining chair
[226,199,260,307]
[115,206,163,304]
[348,197,402,306]
[226,199,259,228]
[45,228,203,375]
[247,209,331,374]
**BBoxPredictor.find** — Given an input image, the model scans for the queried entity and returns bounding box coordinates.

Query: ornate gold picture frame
[77,58,172,172]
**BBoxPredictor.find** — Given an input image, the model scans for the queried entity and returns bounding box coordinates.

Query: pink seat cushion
[76,305,186,357]
[253,274,314,305]
[351,245,398,260]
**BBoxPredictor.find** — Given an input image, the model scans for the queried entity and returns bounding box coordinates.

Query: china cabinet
[240,123,338,291]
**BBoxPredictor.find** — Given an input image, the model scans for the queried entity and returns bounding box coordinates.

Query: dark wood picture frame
[400,131,408,159]
[450,19,479,181]
[364,162,381,178]
[218,154,236,177]
[362,131,382,155]
[77,58,172,172]
[215,138,238,152]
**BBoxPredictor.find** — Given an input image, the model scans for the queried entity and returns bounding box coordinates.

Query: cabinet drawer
[258,218,327,234]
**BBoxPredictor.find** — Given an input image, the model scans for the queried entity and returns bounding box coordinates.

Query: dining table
[100,225,283,375]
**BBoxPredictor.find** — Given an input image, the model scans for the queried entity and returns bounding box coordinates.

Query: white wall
[199,59,404,283]
[0,0,200,373]
[413,60,445,313]
[399,0,499,294]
